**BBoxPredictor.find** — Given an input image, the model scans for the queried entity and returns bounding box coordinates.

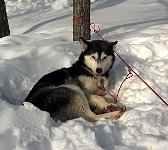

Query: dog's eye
[92,56,96,59]
[103,56,107,60]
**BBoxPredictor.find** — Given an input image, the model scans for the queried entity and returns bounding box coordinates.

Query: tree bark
[0,0,10,38]
[73,0,90,41]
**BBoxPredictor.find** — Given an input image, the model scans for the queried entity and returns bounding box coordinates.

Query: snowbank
[5,0,54,15]
[51,0,71,10]
[0,0,168,150]
[5,0,96,16]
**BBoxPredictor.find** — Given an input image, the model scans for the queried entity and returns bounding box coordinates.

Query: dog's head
[79,37,117,75]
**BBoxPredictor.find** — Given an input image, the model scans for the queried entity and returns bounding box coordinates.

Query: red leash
[98,85,116,101]
[73,15,168,107]
[114,51,168,107]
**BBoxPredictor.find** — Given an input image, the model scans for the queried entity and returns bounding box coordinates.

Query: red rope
[73,15,106,40]
[114,51,168,107]
[98,85,116,101]
[115,67,133,101]
[73,15,168,107]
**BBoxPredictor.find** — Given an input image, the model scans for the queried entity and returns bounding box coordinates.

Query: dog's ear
[109,41,118,51]
[110,41,118,46]
[79,37,90,51]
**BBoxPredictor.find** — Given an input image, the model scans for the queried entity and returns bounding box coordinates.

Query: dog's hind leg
[87,94,122,114]
[79,105,125,122]
[63,86,125,122]
[49,84,125,122]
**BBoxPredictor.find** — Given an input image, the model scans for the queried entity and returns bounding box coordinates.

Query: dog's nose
[96,68,102,74]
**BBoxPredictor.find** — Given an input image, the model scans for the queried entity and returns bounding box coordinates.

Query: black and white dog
[25,37,126,122]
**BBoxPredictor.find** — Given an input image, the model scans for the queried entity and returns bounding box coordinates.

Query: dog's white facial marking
[100,52,113,74]
[84,52,113,75]
[100,52,107,60]
[84,52,99,74]
[84,53,98,74]
[91,53,98,60]
[100,55,113,74]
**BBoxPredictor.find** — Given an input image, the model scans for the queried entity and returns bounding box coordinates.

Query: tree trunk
[73,0,90,41]
[0,0,10,38]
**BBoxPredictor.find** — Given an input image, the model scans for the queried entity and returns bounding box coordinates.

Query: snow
[0,0,168,149]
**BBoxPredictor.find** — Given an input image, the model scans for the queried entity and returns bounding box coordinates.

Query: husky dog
[25,37,126,122]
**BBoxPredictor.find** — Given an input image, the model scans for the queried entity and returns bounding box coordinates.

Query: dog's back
[25,68,72,102]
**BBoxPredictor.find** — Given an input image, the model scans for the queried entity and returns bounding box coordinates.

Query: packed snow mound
[0,25,168,149]
[1,0,168,150]
[52,0,72,10]
[5,0,96,16]
[5,0,55,14]
[0,100,52,150]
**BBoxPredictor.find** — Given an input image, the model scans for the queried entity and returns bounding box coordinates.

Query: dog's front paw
[102,104,126,113]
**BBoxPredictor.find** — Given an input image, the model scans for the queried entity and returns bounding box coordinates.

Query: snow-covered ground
[0,0,168,149]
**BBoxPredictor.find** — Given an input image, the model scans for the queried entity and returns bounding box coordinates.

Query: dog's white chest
[78,75,109,95]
